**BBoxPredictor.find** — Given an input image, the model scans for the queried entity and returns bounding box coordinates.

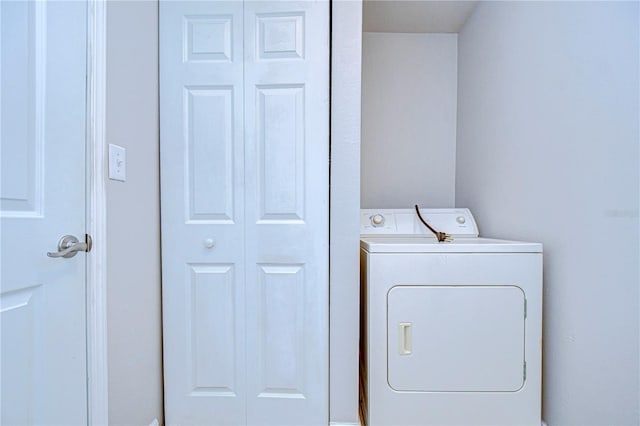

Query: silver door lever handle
[47,235,91,258]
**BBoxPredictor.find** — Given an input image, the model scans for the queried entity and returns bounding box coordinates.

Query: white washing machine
[360,208,542,426]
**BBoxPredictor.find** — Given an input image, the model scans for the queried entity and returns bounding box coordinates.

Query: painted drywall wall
[106,2,163,425]
[361,32,457,209]
[457,2,639,424]
[330,1,362,424]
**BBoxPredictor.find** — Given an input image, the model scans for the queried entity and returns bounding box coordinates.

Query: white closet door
[243,1,329,424]
[160,1,246,424]
[160,1,329,425]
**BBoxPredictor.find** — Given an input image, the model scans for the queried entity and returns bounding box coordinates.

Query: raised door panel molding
[256,264,306,399]
[256,85,305,223]
[188,264,237,396]
[0,286,40,423]
[185,86,235,223]
[256,12,304,60]
[0,1,45,217]
[183,15,233,62]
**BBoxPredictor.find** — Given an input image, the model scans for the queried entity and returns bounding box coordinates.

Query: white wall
[330,2,362,424]
[361,32,457,208]
[457,2,639,425]
[106,2,163,425]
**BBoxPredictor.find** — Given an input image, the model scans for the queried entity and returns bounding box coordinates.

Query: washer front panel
[361,250,542,426]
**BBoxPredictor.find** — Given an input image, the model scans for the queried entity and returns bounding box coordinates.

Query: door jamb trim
[86,0,109,424]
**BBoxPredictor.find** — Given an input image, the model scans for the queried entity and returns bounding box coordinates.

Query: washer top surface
[360,208,542,254]
[360,236,542,253]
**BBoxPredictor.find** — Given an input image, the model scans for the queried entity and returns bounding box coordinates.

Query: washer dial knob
[371,214,385,227]
[456,216,466,224]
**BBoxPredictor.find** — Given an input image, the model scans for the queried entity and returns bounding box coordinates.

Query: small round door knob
[203,238,215,249]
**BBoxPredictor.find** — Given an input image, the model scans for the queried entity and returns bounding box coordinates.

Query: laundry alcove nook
[359,2,639,426]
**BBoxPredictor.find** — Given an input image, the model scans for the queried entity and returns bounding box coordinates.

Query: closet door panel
[161,1,329,424]
[244,2,329,425]
[160,2,246,424]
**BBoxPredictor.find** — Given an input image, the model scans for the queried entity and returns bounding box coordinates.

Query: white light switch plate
[108,144,126,182]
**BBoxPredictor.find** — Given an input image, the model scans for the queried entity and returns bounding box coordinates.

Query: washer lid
[360,237,542,253]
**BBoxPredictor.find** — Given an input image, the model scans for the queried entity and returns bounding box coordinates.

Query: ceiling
[363,0,479,33]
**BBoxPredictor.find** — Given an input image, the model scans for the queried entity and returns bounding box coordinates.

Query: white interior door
[243,2,329,424]
[160,1,329,424]
[0,1,88,424]
[160,1,247,424]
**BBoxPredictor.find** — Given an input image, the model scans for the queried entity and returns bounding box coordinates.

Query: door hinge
[85,234,93,253]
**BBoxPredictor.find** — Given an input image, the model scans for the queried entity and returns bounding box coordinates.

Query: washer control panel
[360,208,479,237]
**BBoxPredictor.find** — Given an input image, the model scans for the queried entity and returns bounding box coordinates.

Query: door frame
[86,0,109,424]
